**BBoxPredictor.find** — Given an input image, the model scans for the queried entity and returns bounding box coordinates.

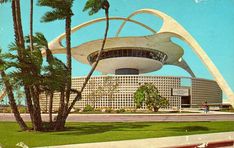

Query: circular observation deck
[87,47,167,74]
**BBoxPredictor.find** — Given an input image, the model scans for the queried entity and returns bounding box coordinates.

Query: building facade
[40,75,222,111]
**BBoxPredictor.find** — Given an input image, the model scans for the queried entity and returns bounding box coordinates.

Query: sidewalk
[37,131,234,148]
[1,111,234,122]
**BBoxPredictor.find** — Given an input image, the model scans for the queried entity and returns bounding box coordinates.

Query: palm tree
[0,48,28,131]
[65,0,110,125]
[37,0,110,130]
[29,32,69,127]
[0,0,33,131]
[4,41,44,131]
[81,0,110,93]
[38,0,74,130]
[62,0,110,119]
[0,71,28,130]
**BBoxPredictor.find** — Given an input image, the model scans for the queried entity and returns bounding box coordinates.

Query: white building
[39,8,232,110]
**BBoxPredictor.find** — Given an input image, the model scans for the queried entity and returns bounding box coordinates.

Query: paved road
[1,112,234,122]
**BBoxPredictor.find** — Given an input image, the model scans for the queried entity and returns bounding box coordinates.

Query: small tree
[86,76,119,109]
[102,76,119,108]
[134,83,169,112]
[86,79,99,107]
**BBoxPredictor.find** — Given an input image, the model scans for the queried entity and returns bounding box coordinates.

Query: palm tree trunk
[25,86,34,125]
[45,93,48,113]
[153,107,159,112]
[30,86,43,131]
[11,0,19,46]
[29,0,34,51]
[64,16,72,114]
[54,90,65,130]
[49,92,54,124]
[55,14,72,130]
[66,90,81,117]
[15,0,25,48]
[0,71,28,131]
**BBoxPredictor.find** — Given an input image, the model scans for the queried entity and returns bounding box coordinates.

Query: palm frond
[0,0,11,4]
[25,32,49,49]
[38,0,71,10]
[38,0,74,22]
[41,9,67,22]
[83,0,106,15]
[34,32,48,47]
[8,42,19,51]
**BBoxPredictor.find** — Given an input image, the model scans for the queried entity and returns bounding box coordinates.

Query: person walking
[203,101,209,113]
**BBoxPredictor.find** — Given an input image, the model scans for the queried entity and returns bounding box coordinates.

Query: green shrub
[116,108,125,113]
[18,107,27,113]
[74,108,81,113]
[105,107,112,113]
[2,107,12,113]
[126,108,136,113]
[83,105,94,112]
[94,108,102,112]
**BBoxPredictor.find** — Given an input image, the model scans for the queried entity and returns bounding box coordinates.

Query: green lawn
[0,121,234,147]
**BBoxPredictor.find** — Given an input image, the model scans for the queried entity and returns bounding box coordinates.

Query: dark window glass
[137,50,142,57]
[114,50,118,57]
[133,50,136,57]
[142,51,146,57]
[123,50,127,56]
[88,48,167,64]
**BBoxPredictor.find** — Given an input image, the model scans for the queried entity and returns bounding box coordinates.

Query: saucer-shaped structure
[73,34,183,75]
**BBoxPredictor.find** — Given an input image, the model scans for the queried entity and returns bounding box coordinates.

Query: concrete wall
[39,76,222,111]
[191,78,222,107]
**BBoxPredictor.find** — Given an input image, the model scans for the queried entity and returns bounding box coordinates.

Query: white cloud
[194,0,206,3]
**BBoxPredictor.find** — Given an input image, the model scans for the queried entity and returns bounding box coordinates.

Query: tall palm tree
[0,0,33,131]
[28,0,44,131]
[38,0,74,130]
[29,32,69,127]
[65,0,110,124]
[81,0,110,92]
[18,0,42,131]
[0,48,28,131]
[4,40,44,131]
[0,72,28,130]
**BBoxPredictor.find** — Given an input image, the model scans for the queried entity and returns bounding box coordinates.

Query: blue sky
[0,0,234,98]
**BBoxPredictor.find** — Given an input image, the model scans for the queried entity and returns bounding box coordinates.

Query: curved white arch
[47,17,157,54]
[166,58,196,78]
[118,9,234,105]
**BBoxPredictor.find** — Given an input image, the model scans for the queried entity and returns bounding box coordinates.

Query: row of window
[87,48,168,64]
